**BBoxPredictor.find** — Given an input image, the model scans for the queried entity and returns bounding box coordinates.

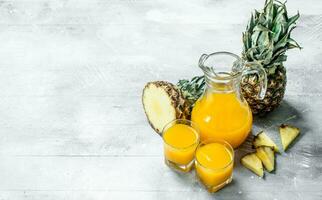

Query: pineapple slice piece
[253,131,279,153]
[142,81,189,134]
[279,124,300,151]
[241,153,264,177]
[256,146,275,172]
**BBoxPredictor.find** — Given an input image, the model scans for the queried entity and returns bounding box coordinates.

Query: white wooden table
[0,0,321,199]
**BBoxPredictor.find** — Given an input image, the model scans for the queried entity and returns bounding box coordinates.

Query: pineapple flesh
[241,153,264,177]
[142,81,189,134]
[241,0,301,115]
[279,124,300,151]
[253,131,279,153]
[256,146,275,172]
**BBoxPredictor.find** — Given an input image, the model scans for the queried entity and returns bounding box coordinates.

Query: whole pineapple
[241,0,301,115]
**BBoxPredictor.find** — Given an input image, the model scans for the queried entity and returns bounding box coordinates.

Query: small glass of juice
[162,119,200,172]
[195,139,234,193]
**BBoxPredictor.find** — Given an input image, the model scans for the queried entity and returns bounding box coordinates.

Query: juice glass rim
[195,139,234,172]
[162,119,200,150]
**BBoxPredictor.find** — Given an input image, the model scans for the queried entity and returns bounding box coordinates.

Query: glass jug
[191,52,267,148]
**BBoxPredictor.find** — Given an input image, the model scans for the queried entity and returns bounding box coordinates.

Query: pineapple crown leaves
[242,0,301,72]
[176,76,205,109]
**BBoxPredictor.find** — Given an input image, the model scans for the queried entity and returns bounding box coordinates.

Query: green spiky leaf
[242,0,301,74]
[176,76,205,111]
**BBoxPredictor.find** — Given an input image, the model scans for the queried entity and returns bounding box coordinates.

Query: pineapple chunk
[241,153,264,177]
[279,124,300,151]
[253,131,279,153]
[256,146,275,172]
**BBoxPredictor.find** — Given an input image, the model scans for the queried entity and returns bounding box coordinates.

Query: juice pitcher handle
[242,62,267,100]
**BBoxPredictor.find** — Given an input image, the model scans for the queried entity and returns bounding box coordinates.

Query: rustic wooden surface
[0,0,321,199]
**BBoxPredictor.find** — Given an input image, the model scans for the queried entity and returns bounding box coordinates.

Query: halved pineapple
[256,146,275,172]
[253,131,279,153]
[279,124,300,151]
[142,81,189,134]
[241,153,264,177]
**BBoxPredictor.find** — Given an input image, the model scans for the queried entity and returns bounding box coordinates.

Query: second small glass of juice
[162,119,200,172]
[195,139,234,193]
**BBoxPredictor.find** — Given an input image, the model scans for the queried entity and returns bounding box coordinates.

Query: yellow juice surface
[191,92,252,148]
[195,143,233,187]
[163,124,199,165]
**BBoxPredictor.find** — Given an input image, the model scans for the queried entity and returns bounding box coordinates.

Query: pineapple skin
[241,65,286,115]
[142,81,190,134]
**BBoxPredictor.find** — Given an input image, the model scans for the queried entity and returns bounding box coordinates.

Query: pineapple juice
[191,92,252,148]
[195,140,234,192]
[163,122,199,172]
